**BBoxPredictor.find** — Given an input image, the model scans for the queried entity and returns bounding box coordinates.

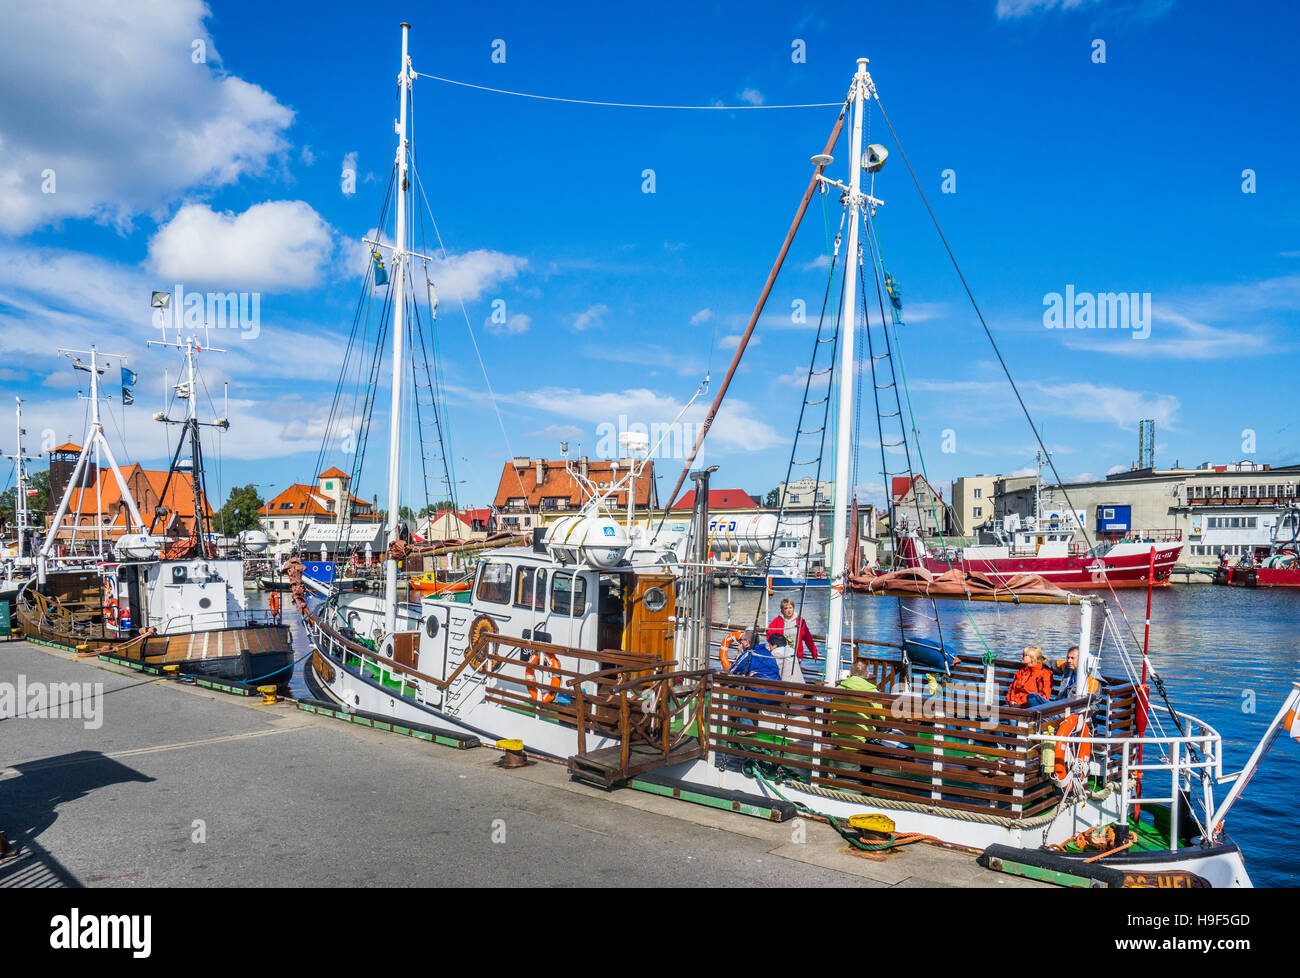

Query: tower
[1138,419,1155,470]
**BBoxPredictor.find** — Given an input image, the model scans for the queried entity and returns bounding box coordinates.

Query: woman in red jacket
[1006,645,1054,708]
[767,597,819,661]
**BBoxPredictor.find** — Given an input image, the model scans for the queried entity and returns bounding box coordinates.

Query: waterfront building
[491,456,657,530]
[44,448,213,550]
[258,467,381,556]
[950,474,997,536]
[994,460,1300,567]
[890,474,951,538]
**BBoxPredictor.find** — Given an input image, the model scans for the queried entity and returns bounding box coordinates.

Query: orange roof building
[492,456,657,519]
[51,463,214,541]
[259,467,380,555]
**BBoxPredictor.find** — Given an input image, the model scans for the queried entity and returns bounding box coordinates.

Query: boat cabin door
[624,573,675,662]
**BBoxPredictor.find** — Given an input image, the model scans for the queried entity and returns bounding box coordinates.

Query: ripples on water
[249,584,1299,886]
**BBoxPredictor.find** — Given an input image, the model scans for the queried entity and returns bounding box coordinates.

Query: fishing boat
[17,337,294,688]
[296,30,1296,886]
[1214,506,1300,588]
[890,455,1183,591]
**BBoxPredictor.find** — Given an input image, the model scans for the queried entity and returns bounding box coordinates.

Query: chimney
[579,455,588,480]
[535,458,544,487]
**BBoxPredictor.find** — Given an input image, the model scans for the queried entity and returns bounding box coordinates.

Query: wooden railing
[570,663,711,777]
[707,670,1102,818]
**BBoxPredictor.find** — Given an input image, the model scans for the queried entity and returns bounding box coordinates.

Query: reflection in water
[249,584,1299,886]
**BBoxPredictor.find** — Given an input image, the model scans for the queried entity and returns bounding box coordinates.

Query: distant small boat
[408,571,470,595]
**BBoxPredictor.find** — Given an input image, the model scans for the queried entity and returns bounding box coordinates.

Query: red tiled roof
[59,464,213,533]
[261,483,375,518]
[492,459,655,509]
[51,442,83,453]
[892,474,943,503]
[670,489,759,511]
[317,466,350,479]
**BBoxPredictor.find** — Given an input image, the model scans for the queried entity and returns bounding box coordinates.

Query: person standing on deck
[767,597,819,663]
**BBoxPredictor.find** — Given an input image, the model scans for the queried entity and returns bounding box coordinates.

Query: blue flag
[883,269,903,325]
[371,250,389,286]
[121,366,137,387]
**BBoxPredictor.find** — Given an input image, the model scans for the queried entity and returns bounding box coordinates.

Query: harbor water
[249,585,1299,887]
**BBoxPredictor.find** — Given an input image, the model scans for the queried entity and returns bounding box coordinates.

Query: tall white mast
[6,397,38,561]
[384,22,412,635]
[824,59,871,686]
[41,346,146,563]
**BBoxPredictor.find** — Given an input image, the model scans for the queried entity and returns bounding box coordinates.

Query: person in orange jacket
[1006,645,1054,708]
[767,597,819,661]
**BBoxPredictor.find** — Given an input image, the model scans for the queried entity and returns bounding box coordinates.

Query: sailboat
[17,334,294,688]
[297,30,1296,886]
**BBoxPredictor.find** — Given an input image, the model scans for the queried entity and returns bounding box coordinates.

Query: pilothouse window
[513,566,548,610]
[476,561,512,605]
[551,572,587,615]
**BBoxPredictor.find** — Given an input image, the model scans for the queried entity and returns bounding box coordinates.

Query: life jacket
[1007,664,1054,707]
[1053,713,1092,780]
[1055,659,1100,696]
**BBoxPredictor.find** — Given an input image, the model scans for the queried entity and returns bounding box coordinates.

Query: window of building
[475,560,512,605]
[1247,517,1258,529]
[973,488,982,499]
[973,507,983,518]
[325,481,334,490]
[551,572,587,615]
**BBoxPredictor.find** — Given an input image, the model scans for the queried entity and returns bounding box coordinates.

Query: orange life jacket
[1006,664,1054,707]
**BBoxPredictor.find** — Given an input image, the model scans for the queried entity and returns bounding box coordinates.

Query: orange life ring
[1054,713,1092,781]
[525,651,562,703]
[718,629,745,670]
[268,591,281,616]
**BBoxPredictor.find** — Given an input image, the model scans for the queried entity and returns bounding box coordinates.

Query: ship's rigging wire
[413,72,840,111]
[870,91,1190,742]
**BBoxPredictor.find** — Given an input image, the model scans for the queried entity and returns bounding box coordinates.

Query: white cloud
[738,88,765,106]
[690,308,714,325]
[341,152,358,197]
[504,386,782,454]
[431,249,528,303]
[572,304,608,331]
[718,333,758,351]
[995,0,1089,18]
[147,201,335,291]
[526,424,585,442]
[301,146,316,167]
[0,0,293,234]
[486,311,531,336]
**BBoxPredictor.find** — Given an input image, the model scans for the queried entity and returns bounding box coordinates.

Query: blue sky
[1,0,1296,514]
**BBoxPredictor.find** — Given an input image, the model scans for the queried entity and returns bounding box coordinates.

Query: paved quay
[0,639,1042,888]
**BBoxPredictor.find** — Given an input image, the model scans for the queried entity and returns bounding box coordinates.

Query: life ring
[718,629,745,670]
[467,614,499,672]
[268,592,281,617]
[525,651,562,703]
[1054,713,1092,781]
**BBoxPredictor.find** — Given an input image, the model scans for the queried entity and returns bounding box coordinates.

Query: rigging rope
[413,72,840,110]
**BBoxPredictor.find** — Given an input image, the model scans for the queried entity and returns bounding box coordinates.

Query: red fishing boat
[895,518,1182,589]
[1215,506,1300,588]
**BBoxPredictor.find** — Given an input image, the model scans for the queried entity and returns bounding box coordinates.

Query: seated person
[1054,646,1079,699]
[767,632,807,685]
[728,629,782,682]
[1006,645,1054,709]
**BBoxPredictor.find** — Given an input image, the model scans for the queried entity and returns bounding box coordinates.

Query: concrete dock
[1,639,1042,888]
